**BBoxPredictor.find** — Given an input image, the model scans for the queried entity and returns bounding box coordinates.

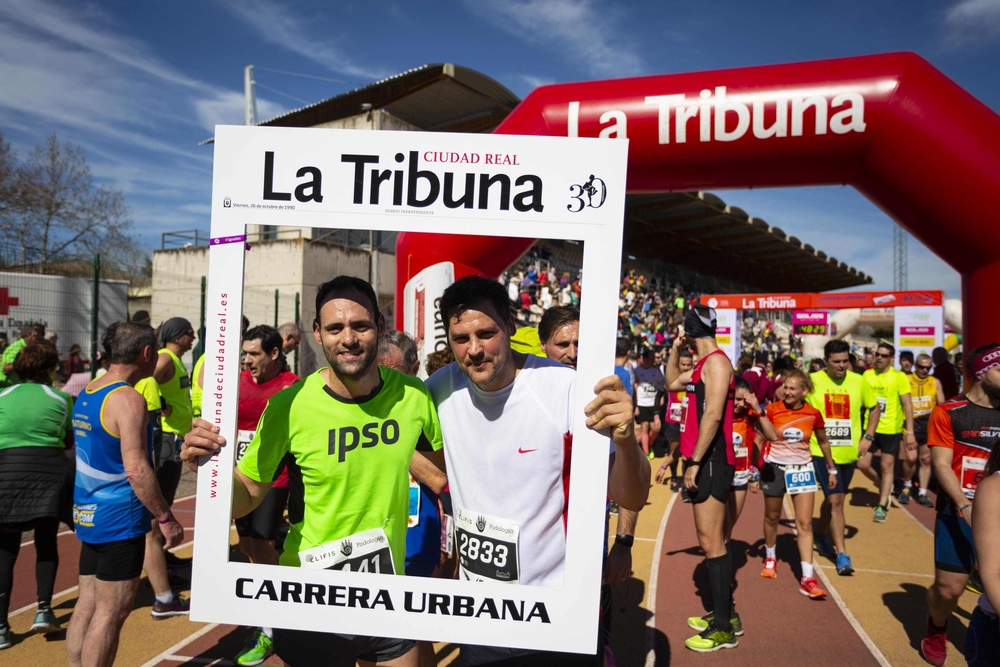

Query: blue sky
[2,0,998,296]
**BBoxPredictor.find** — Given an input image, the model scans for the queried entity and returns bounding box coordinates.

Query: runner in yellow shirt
[901,353,945,507]
[859,343,916,523]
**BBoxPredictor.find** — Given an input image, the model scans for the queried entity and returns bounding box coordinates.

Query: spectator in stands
[932,347,961,400]
[900,350,915,375]
[65,344,89,376]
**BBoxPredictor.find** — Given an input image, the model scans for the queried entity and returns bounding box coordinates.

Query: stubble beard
[325,342,377,382]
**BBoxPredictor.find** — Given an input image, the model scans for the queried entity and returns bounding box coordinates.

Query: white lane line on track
[782,496,892,667]
[9,537,198,619]
[815,564,934,579]
[165,657,233,666]
[138,622,221,667]
[644,489,679,667]
[18,495,198,547]
[890,497,935,538]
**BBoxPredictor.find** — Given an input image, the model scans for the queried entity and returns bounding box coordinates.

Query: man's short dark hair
[754,350,769,364]
[878,342,896,357]
[315,276,380,323]
[932,347,948,363]
[899,350,914,363]
[679,349,693,360]
[378,330,419,371]
[616,338,630,358]
[539,306,579,344]
[824,339,850,359]
[439,276,510,335]
[102,322,158,364]
[20,322,44,339]
[243,325,283,356]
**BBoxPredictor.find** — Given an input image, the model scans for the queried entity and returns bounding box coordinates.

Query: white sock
[155,589,175,605]
[903,480,913,488]
[263,627,273,639]
[765,545,776,560]
[919,488,928,496]
[801,561,814,579]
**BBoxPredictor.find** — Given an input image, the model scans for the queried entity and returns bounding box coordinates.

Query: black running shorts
[272,629,414,666]
[684,456,734,505]
[871,433,902,455]
[79,535,146,582]
[235,486,289,541]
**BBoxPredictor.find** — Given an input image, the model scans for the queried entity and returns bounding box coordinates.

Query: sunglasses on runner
[874,352,892,358]
[916,364,932,371]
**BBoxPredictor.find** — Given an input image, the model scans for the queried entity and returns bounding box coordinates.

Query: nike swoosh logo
[517,447,538,454]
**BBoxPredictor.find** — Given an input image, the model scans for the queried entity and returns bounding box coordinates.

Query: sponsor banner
[197,126,629,652]
[701,290,943,310]
[714,310,740,365]
[895,306,944,360]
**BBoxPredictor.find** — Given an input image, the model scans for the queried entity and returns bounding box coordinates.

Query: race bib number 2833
[456,507,519,584]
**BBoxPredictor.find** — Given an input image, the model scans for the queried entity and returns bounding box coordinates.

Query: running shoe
[814,534,836,560]
[609,501,619,516]
[647,451,655,461]
[916,492,935,508]
[151,595,190,619]
[920,617,948,666]
[30,606,59,634]
[761,557,778,578]
[687,612,744,636]
[799,577,827,599]
[836,552,855,576]
[0,625,10,650]
[873,505,888,523]
[681,488,692,503]
[967,571,984,596]
[669,477,682,493]
[898,487,912,504]
[235,629,274,666]
[684,627,738,653]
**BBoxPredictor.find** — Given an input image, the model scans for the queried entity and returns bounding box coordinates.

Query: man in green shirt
[153,317,196,506]
[183,276,444,667]
[0,323,44,386]
[859,342,916,523]
[806,339,881,575]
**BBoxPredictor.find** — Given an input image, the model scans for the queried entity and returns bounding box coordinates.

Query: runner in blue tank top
[66,322,184,667]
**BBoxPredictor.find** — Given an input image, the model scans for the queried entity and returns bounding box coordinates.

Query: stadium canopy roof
[200,64,870,291]
[202,63,519,143]
[624,192,872,292]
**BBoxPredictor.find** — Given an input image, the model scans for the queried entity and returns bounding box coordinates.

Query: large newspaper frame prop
[192,126,628,652]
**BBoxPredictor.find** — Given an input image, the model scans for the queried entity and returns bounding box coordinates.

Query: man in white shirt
[425,276,649,666]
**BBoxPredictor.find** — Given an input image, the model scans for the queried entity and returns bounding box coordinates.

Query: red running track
[651,489,881,666]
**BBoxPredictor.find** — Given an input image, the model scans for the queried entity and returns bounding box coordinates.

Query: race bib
[298,526,395,574]
[961,456,987,499]
[669,401,683,423]
[679,393,690,433]
[877,396,888,412]
[456,507,519,584]
[825,419,853,447]
[733,447,750,484]
[235,430,255,463]
[440,514,454,555]
[784,463,818,495]
[637,383,657,407]
[408,475,420,528]
[912,395,933,417]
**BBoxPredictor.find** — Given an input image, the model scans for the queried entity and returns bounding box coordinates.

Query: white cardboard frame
[192,126,628,653]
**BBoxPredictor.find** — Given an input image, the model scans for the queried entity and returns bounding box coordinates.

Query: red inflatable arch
[396,52,1000,350]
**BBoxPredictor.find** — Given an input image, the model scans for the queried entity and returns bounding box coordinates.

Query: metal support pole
[195,275,207,362]
[90,254,100,379]
[274,289,279,328]
[294,292,301,376]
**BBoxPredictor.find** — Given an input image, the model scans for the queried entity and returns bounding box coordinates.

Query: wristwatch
[615,534,634,548]
[863,434,874,442]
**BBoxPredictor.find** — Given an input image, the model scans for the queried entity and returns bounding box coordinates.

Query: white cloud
[945,0,1000,45]
[216,0,386,80]
[466,0,645,78]
[519,74,557,90]
[191,90,287,134]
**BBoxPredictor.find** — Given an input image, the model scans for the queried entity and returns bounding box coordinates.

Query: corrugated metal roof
[624,192,871,292]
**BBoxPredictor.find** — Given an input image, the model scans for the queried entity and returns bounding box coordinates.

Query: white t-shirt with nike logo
[425,354,577,588]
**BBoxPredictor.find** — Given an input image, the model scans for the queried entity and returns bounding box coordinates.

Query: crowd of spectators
[502,260,581,326]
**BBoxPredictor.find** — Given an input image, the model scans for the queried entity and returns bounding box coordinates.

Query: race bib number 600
[456,507,519,584]
[784,463,819,495]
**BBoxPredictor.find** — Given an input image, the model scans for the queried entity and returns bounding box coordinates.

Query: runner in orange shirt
[729,377,777,535]
[758,370,837,599]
